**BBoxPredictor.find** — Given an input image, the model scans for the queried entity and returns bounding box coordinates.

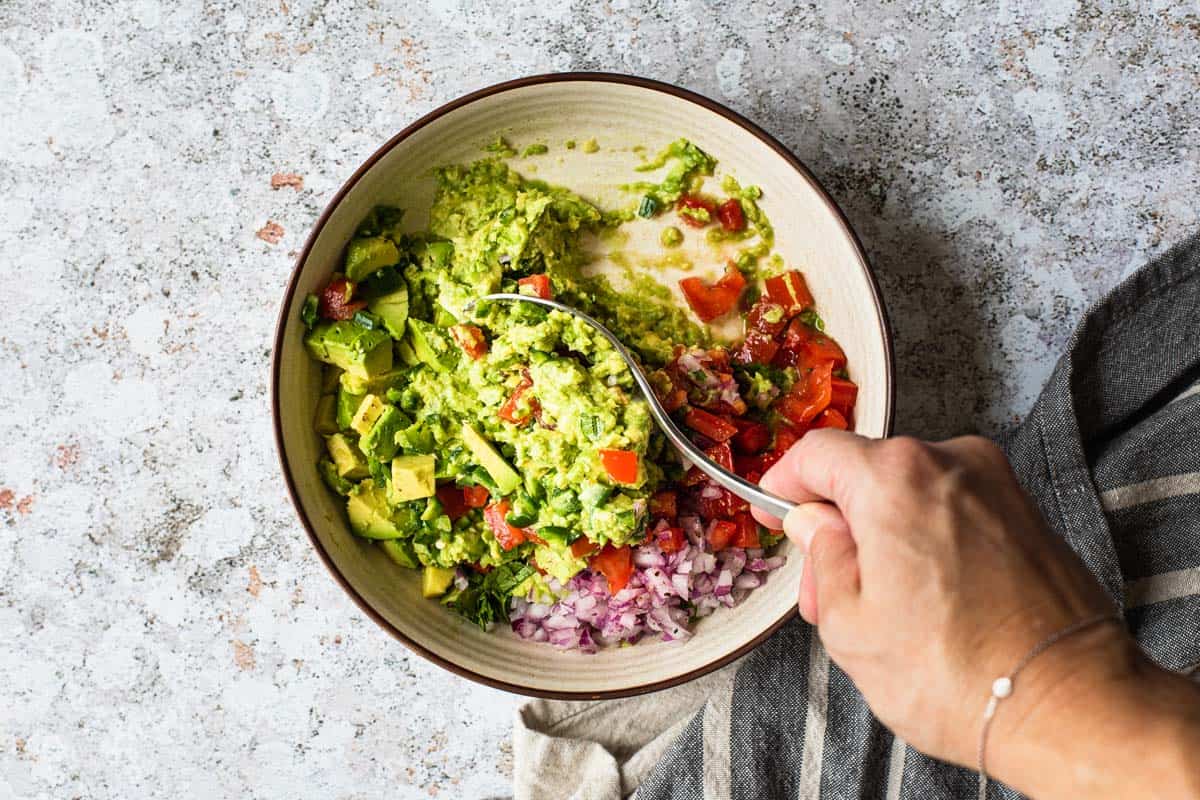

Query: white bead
[992,677,1013,698]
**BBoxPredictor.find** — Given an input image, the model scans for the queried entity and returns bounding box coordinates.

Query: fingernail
[782,502,829,553]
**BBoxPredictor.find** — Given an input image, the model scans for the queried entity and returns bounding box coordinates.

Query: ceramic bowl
[272,73,894,698]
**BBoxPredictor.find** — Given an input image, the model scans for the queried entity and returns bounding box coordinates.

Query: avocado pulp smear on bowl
[300,138,858,651]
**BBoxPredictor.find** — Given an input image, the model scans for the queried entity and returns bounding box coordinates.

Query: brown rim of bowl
[271,71,896,700]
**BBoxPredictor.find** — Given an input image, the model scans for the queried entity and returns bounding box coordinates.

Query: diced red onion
[507,529,787,652]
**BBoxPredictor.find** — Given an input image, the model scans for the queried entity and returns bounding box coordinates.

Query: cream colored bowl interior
[275,79,891,696]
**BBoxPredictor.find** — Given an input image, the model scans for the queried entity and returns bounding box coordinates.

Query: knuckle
[879,436,934,473]
[961,435,1006,463]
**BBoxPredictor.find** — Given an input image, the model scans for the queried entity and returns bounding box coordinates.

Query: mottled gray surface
[1,1,1198,797]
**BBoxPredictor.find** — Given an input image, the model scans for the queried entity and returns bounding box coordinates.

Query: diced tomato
[715,264,748,293]
[436,485,468,521]
[590,543,634,593]
[708,520,738,551]
[684,407,739,442]
[705,441,734,472]
[731,419,771,454]
[731,329,780,366]
[599,449,639,484]
[812,408,849,430]
[682,465,707,486]
[773,424,802,454]
[484,500,526,550]
[763,270,815,317]
[649,490,678,520]
[679,264,746,322]
[517,274,552,299]
[656,526,687,554]
[662,387,688,412]
[498,375,537,425]
[696,486,746,518]
[738,448,784,478]
[775,361,834,428]
[746,301,788,336]
[716,198,746,232]
[653,370,690,413]
[731,513,761,549]
[758,450,784,473]
[733,453,759,476]
[462,485,490,508]
[319,278,367,320]
[571,537,599,558]
[449,324,488,359]
[830,377,858,418]
[779,317,847,370]
[676,195,716,228]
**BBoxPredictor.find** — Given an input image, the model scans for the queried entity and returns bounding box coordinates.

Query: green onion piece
[637,195,659,218]
[353,310,381,330]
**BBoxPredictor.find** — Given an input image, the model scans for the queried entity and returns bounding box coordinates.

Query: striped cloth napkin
[513,234,1200,800]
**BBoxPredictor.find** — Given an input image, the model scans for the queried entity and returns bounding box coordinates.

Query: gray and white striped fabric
[631,235,1200,800]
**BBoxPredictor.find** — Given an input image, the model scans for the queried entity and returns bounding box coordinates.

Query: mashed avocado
[303,139,777,629]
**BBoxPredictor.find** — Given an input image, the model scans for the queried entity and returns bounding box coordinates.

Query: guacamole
[300,138,815,634]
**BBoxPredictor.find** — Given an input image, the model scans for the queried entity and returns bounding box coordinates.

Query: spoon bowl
[473,292,798,520]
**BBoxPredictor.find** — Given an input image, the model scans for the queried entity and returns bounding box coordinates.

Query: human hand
[752,431,1133,771]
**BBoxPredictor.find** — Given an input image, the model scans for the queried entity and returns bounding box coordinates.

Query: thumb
[783,502,859,624]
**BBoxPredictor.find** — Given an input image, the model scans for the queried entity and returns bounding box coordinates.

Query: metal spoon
[471,293,797,520]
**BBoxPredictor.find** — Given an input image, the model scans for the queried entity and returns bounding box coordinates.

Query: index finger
[752,429,876,529]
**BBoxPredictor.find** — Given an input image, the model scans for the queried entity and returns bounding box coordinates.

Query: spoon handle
[475,293,798,521]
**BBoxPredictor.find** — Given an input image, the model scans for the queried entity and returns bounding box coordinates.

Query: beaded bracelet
[976,611,1122,800]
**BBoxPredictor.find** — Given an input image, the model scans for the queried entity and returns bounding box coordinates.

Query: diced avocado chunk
[326,433,369,479]
[343,236,400,282]
[396,338,420,367]
[318,458,354,496]
[350,394,386,436]
[346,480,403,539]
[421,566,456,598]
[304,321,393,379]
[461,423,521,495]
[406,318,456,372]
[321,365,342,394]
[368,282,409,340]
[380,538,419,569]
[338,366,407,396]
[336,386,365,431]
[532,544,588,584]
[395,421,436,454]
[313,394,338,435]
[389,454,436,503]
[359,405,410,462]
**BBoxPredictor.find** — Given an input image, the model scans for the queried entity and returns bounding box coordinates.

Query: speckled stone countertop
[2,1,1198,797]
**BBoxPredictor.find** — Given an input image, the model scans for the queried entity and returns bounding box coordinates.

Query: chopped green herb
[444,562,536,630]
[798,309,826,332]
[637,195,659,218]
[300,294,319,329]
[522,143,549,157]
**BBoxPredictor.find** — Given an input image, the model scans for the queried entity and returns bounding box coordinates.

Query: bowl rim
[270,71,896,700]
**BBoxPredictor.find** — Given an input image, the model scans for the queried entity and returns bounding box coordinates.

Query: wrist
[987,623,1200,798]
[984,620,1133,792]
